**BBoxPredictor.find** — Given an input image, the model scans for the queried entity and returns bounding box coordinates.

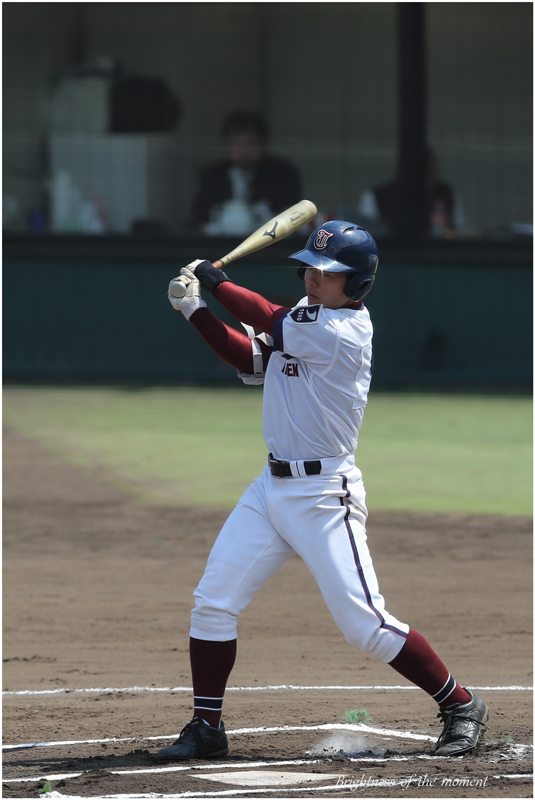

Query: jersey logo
[281,362,300,377]
[289,304,321,324]
[314,229,334,249]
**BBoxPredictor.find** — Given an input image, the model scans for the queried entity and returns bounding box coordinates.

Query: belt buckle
[268,453,289,478]
[268,453,280,477]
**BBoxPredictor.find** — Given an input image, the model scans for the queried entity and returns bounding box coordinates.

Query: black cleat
[156,717,228,761]
[435,689,489,756]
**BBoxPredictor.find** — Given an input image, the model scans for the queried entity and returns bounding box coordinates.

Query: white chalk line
[3,683,532,697]
[4,758,530,785]
[8,776,535,800]
[2,759,320,785]
[4,744,534,785]
[2,722,531,772]
[4,765,534,796]
[13,776,535,800]
[28,774,535,800]
[4,725,532,790]
[3,721,436,752]
[4,688,532,792]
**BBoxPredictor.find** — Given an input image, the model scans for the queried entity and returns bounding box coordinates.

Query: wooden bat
[169,199,317,297]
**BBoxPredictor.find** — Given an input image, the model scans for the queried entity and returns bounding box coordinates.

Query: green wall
[3,253,532,387]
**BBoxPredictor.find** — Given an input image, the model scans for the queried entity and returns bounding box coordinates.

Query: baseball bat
[169,199,317,298]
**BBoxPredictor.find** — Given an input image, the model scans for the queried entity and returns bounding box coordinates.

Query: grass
[344,708,373,723]
[3,386,532,515]
[355,393,532,515]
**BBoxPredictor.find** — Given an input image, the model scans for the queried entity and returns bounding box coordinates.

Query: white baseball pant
[190,457,409,663]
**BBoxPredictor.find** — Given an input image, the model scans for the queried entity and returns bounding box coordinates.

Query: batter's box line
[3,722,434,752]
[3,769,534,797]
[2,683,532,697]
[4,722,534,756]
[2,754,533,787]
[4,781,534,800]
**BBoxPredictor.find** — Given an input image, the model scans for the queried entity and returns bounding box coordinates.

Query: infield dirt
[3,424,532,798]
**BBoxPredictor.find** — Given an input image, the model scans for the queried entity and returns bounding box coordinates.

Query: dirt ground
[2,424,533,799]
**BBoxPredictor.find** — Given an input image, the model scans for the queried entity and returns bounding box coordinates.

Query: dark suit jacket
[374,179,456,235]
[190,156,302,228]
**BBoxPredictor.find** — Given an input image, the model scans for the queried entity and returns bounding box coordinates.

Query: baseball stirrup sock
[388,628,471,707]
[194,696,224,728]
[190,637,237,727]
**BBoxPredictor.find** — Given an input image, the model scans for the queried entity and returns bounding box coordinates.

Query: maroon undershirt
[188,282,289,374]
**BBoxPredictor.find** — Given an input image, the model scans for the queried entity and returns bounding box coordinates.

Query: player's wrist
[194,261,231,293]
[181,296,207,320]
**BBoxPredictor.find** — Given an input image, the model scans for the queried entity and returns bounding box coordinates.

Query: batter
[157,221,489,761]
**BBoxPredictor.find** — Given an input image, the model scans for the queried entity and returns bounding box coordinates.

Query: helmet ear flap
[344,274,375,302]
[297,265,307,281]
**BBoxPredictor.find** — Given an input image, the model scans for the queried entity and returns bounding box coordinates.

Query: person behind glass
[190,110,302,236]
[358,149,465,239]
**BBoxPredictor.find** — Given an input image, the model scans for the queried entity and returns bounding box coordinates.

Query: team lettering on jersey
[281,362,300,377]
[289,304,321,324]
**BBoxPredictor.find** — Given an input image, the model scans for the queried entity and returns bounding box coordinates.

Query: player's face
[304,268,351,309]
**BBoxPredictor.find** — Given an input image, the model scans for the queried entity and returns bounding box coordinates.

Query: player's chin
[307,291,319,304]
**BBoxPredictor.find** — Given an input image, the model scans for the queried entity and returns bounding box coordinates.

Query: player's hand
[168,262,207,320]
[179,260,206,285]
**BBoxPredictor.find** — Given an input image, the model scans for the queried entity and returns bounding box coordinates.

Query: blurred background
[3,2,533,388]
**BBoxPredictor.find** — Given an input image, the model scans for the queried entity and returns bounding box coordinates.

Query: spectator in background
[357,149,465,238]
[190,110,302,236]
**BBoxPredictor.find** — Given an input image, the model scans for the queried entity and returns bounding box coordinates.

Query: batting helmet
[290,221,379,303]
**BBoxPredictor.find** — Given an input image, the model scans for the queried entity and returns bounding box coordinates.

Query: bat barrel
[216,200,317,268]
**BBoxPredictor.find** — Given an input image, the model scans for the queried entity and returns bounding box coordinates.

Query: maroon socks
[388,629,471,707]
[189,637,237,728]
[188,629,470,731]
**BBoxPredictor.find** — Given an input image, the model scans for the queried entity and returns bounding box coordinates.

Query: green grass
[344,708,373,723]
[355,393,532,515]
[3,386,532,515]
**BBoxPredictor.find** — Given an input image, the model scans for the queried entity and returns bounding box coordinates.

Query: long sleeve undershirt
[188,281,290,374]
[213,282,289,336]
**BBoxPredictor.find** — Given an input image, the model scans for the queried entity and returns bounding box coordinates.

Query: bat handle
[169,279,187,298]
[211,260,223,269]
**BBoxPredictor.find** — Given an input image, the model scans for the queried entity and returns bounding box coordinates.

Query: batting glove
[168,261,207,320]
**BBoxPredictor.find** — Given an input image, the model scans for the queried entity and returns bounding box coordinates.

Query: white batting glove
[168,260,207,320]
[180,260,205,282]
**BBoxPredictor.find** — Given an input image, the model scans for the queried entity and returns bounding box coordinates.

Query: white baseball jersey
[263,297,373,461]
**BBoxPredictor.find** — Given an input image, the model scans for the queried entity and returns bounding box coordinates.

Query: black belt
[268,453,322,478]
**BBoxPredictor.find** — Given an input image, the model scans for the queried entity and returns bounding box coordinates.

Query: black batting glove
[193,260,231,293]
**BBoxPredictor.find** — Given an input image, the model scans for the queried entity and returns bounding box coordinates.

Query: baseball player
[157,221,489,761]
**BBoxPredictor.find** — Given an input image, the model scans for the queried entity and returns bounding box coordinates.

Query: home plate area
[3,719,533,799]
[196,769,338,787]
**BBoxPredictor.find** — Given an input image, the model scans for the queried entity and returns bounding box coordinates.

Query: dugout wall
[3,237,532,389]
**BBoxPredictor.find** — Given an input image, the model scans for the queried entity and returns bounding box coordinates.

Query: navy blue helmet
[290,220,379,302]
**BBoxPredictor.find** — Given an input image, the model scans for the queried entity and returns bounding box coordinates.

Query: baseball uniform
[157,222,489,761]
